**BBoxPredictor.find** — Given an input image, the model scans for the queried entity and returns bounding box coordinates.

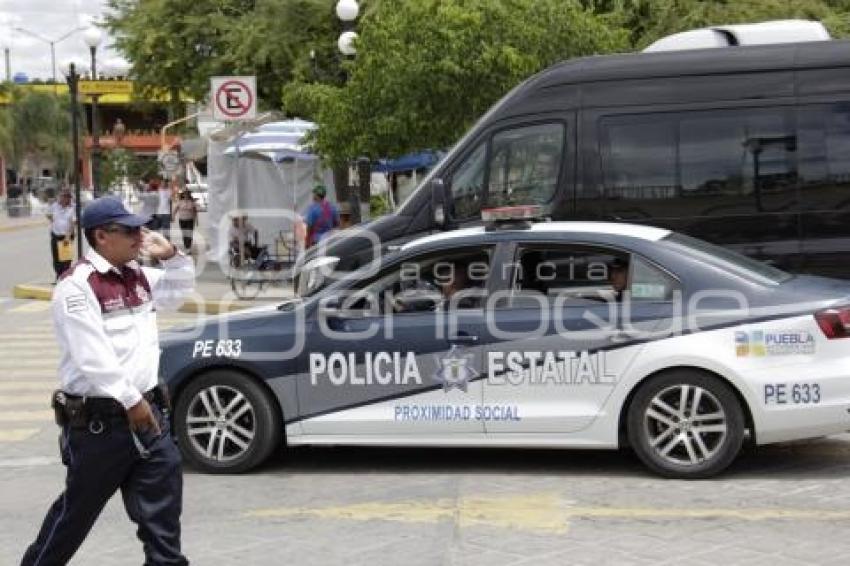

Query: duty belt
[51,384,171,428]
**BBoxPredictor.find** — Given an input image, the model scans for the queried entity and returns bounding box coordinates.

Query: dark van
[297,39,850,292]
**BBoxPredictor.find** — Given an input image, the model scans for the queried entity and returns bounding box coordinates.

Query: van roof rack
[482,205,546,230]
[643,20,830,53]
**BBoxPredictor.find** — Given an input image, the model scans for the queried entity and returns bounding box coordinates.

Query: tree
[284,0,629,163]
[584,0,850,48]
[0,87,71,183]
[105,0,240,118]
[104,0,343,115]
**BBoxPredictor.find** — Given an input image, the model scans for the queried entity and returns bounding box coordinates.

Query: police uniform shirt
[48,202,76,237]
[52,248,195,409]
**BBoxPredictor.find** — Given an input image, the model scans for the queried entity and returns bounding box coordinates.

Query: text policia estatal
[308,350,617,387]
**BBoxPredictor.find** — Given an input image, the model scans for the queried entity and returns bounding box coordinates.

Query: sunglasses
[103,224,142,236]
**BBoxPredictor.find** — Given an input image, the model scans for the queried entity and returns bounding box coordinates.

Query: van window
[449,143,486,220]
[600,109,797,219]
[797,103,850,212]
[488,123,564,207]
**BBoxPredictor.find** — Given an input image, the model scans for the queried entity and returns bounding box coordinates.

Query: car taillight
[815,307,850,339]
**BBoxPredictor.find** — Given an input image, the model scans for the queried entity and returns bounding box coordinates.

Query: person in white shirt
[138,180,159,226]
[155,179,174,240]
[46,190,76,280]
[21,197,194,566]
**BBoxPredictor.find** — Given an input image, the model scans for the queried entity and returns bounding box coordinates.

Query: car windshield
[662,233,793,285]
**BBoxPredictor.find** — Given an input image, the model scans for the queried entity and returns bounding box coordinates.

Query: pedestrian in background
[20,196,194,566]
[46,190,76,281]
[138,178,159,229]
[304,184,339,247]
[155,179,174,240]
[174,189,199,253]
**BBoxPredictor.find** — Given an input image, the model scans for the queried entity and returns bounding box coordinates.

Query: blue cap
[81,197,149,230]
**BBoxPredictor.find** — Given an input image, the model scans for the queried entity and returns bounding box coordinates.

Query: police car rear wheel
[175,370,282,473]
[627,371,744,478]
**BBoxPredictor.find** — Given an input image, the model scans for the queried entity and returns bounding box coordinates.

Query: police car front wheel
[627,370,745,479]
[174,370,282,473]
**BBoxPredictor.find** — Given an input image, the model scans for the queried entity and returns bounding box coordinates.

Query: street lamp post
[336,0,368,222]
[61,61,85,257]
[13,25,86,86]
[84,26,103,198]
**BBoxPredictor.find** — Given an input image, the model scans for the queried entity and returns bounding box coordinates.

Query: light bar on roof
[481,205,545,223]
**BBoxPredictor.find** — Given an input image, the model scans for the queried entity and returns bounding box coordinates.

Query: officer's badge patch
[65,294,88,314]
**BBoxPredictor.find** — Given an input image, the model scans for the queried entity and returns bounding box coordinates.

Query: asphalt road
[0,222,54,294]
[2,302,850,565]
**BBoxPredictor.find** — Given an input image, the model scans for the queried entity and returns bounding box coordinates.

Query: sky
[0,0,121,82]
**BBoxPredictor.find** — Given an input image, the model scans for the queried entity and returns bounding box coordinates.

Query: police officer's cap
[81,197,150,230]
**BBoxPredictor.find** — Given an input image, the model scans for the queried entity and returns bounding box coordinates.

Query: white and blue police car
[160,206,850,478]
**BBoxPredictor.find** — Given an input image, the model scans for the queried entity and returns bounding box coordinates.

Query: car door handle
[608,330,639,343]
[450,334,479,344]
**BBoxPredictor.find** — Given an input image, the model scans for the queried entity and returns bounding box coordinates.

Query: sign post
[211,76,257,122]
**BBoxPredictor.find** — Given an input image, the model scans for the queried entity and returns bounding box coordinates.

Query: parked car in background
[4,185,31,217]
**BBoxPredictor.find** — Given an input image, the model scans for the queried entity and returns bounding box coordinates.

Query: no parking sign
[211,76,257,121]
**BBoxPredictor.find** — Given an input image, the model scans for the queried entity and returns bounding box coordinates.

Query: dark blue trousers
[21,405,188,566]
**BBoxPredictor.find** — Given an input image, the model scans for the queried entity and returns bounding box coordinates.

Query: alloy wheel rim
[186,385,256,462]
[643,384,728,466]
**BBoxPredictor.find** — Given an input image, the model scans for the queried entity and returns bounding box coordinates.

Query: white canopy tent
[206,119,334,264]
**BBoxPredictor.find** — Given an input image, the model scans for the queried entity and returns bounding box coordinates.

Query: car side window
[342,247,493,314]
[508,245,678,305]
[630,256,679,301]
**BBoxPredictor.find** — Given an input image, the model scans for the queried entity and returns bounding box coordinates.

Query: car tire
[174,370,282,473]
[627,369,744,479]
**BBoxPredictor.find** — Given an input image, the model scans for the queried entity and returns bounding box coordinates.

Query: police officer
[21,197,194,566]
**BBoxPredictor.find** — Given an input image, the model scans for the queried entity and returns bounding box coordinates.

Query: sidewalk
[13,257,296,315]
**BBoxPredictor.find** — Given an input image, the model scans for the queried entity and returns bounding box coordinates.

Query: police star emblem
[433,345,478,392]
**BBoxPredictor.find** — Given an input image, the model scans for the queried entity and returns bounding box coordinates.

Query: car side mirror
[431,177,449,229]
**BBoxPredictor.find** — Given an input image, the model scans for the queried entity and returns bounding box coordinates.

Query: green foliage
[285,0,629,162]
[588,0,850,48]
[105,0,343,113]
[0,86,71,180]
[370,192,392,217]
[104,0,850,168]
[105,0,234,115]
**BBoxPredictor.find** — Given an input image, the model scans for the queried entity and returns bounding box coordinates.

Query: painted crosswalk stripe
[0,361,58,369]
[0,429,40,442]
[8,301,51,313]
[0,371,57,378]
[0,354,59,361]
[0,410,53,422]
[0,381,56,392]
[0,394,52,406]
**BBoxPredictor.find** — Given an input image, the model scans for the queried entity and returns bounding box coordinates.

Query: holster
[154,382,172,412]
[52,390,88,428]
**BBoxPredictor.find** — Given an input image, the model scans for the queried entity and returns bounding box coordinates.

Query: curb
[12,284,254,315]
[12,284,52,301]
